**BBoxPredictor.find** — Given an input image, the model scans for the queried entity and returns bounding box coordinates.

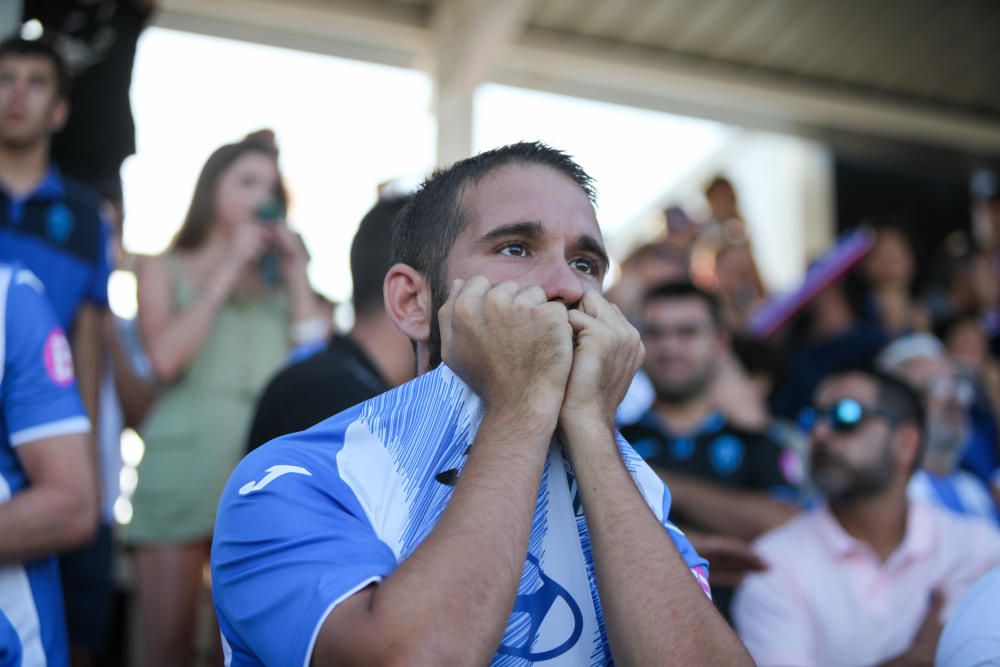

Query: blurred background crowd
[1,0,999,666]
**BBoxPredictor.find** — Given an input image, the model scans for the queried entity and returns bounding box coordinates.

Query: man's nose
[538,259,586,306]
[810,418,832,442]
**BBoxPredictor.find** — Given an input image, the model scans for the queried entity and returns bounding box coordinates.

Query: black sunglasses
[799,398,900,434]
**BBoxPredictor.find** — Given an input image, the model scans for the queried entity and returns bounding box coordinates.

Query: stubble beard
[813,436,896,507]
[650,362,717,406]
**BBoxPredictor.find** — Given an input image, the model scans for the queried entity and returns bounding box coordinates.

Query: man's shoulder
[918,500,1000,545]
[267,338,374,394]
[54,174,104,211]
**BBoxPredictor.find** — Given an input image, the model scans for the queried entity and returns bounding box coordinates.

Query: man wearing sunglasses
[733,366,1000,667]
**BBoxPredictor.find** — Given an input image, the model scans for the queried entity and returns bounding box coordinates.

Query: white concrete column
[431,0,534,166]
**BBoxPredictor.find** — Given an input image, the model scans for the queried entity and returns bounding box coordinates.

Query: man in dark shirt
[621,281,799,616]
[247,195,415,450]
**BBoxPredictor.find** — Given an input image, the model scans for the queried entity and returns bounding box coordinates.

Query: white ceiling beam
[431,0,536,165]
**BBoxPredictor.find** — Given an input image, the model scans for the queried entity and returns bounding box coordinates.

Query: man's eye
[570,257,596,275]
[499,243,527,257]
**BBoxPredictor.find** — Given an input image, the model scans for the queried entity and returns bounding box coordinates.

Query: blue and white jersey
[0,263,90,666]
[213,365,709,667]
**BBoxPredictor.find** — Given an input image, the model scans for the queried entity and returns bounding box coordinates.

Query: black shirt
[247,335,389,451]
[621,410,793,499]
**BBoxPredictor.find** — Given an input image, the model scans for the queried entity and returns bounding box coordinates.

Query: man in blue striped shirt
[213,142,753,666]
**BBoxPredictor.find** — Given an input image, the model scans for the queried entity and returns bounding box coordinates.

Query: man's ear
[384,263,432,343]
[896,422,923,472]
[49,98,68,134]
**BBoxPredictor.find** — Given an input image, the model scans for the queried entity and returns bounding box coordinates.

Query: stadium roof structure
[159,0,1000,165]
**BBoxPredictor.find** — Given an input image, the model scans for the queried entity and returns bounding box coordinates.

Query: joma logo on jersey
[239,465,312,495]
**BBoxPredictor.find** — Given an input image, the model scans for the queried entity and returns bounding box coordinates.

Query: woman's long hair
[171,130,288,250]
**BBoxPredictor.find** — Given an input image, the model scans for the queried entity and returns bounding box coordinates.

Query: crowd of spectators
[1,15,999,667]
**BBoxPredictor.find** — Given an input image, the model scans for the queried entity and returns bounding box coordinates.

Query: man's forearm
[0,483,97,562]
[659,470,798,541]
[564,417,754,667]
[315,405,555,665]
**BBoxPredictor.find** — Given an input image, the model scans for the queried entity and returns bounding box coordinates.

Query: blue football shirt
[0,167,110,333]
[0,263,90,666]
[213,365,709,667]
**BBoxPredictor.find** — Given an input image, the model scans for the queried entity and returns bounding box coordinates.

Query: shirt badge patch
[709,435,744,475]
[43,328,74,387]
[46,203,75,244]
[670,436,696,460]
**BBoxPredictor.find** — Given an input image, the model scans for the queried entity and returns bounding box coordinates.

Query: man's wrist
[477,402,560,459]
[559,405,615,439]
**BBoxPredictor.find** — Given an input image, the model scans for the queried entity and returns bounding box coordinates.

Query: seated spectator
[771,281,887,421]
[850,224,930,335]
[733,366,1000,666]
[247,195,416,450]
[663,205,699,251]
[0,263,98,663]
[939,316,1000,488]
[927,244,998,330]
[936,568,1000,666]
[877,334,999,523]
[711,242,766,332]
[620,281,799,617]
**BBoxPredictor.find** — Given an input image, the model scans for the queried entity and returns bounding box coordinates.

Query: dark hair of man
[172,132,287,250]
[642,280,724,331]
[391,141,595,364]
[351,194,412,317]
[0,35,70,98]
[825,364,926,474]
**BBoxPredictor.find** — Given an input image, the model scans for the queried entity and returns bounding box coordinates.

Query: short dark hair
[823,364,926,473]
[172,131,286,250]
[391,142,596,366]
[351,194,412,316]
[642,280,724,331]
[0,35,70,98]
[391,141,595,300]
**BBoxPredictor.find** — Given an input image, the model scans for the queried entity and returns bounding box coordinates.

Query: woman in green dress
[129,132,328,667]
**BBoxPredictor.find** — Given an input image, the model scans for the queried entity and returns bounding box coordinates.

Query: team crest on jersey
[44,328,74,387]
[709,435,744,474]
[497,554,584,661]
[46,203,75,244]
